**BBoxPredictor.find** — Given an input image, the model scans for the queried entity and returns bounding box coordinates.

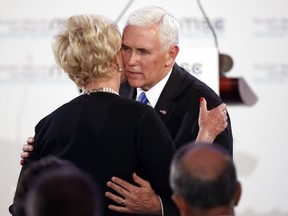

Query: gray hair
[125,6,179,51]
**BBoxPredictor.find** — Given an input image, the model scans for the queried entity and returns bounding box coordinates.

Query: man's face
[121,24,171,91]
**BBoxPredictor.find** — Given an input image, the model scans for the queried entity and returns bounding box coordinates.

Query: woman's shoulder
[117,95,155,111]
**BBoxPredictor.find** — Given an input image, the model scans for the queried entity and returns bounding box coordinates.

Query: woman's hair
[53,14,122,87]
[124,6,179,51]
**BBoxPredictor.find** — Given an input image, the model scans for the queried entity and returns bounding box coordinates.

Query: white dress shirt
[136,69,172,108]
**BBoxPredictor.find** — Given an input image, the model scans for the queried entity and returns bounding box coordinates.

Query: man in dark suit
[105,5,233,216]
[120,64,232,152]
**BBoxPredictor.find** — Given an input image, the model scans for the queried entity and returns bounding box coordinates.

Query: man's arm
[105,173,163,215]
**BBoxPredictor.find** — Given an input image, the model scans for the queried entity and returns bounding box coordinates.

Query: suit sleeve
[214,111,233,156]
[204,94,233,156]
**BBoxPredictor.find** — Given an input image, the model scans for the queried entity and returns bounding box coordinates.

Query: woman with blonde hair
[14,14,177,216]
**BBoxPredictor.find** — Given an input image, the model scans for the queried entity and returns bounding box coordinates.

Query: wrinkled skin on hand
[196,97,228,143]
[105,173,162,215]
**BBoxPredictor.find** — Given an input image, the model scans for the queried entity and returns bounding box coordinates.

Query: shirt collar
[136,69,172,108]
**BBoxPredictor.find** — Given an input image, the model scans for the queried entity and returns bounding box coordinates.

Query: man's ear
[234,181,242,206]
[172,193,188,215]
[165,45,179,67]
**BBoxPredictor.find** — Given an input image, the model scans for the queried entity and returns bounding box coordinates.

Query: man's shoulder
[169,64,223,105]
[170,63,210,88]
[171,64,217,92]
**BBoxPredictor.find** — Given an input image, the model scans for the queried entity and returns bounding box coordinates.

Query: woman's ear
[114,52,123,71]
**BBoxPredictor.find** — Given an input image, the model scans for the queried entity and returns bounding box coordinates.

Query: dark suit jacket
[16,92,178,216]
[120,63,233,155]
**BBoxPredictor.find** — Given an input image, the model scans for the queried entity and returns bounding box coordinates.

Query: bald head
[181,144,230,181]
[170,143,239,212]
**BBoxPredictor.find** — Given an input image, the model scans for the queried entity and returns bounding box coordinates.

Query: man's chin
[126,79,144,88]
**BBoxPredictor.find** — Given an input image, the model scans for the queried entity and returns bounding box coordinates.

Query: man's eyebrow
[137,47,148,51]
[121,43,150,52]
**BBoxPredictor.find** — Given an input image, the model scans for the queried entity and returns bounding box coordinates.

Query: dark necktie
[138,92,149,105]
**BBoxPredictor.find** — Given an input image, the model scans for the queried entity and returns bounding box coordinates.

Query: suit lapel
[154,64,184,124]
[120,64,185,124]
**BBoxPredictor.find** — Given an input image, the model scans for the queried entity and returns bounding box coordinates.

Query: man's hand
[105,173,162,215]
[20,137,35,166]
[196,97,228,143]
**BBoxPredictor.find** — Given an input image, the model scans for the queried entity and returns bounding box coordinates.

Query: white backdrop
[1,1,288,216]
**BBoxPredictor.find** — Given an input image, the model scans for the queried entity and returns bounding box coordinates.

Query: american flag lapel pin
[159,109,167,115]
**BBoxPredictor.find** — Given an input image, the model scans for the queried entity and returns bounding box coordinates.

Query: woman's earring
[117,66,123,72]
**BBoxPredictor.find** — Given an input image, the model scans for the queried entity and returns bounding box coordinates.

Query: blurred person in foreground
[170,143,241,216]
[10,156,82,216]
[25,157,102,216]
[10,156,102,216]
